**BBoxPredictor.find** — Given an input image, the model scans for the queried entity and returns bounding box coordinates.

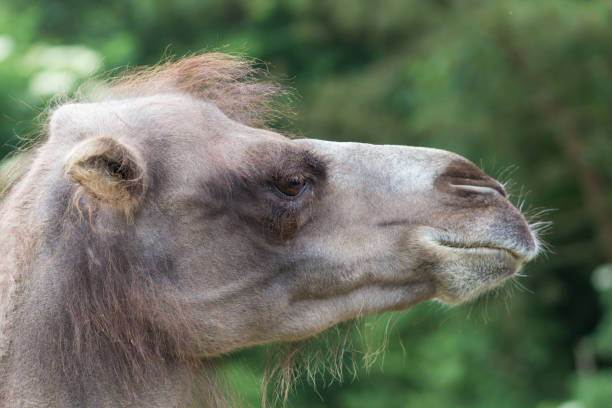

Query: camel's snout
[432,157,538,262]
[292,139,539,303]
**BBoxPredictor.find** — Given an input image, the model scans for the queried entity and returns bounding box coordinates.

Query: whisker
[511,277,535,294]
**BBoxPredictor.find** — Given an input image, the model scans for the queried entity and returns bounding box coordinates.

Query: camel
[0,54,540,407]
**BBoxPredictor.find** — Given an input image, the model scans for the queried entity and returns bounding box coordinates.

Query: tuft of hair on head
[63,136,147,218]
[101,52,293,130]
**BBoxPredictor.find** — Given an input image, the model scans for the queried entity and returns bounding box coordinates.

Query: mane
[102,53,290,129]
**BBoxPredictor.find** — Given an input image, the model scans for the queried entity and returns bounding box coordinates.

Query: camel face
[293,139,538,306]
[51,92,538,354]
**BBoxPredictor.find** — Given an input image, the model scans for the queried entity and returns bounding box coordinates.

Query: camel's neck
[0,240,221,408]
[1,281,208,407]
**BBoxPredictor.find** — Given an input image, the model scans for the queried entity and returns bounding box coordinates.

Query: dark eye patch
[194,145,327,242]
[263,148,327,239]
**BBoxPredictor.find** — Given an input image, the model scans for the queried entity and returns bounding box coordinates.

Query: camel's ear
[64,136,146,213]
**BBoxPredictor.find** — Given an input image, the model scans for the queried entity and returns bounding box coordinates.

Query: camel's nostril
[436,159,507,198]
[450,181,506,198]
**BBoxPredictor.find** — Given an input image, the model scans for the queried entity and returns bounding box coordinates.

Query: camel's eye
[274,175,306,197]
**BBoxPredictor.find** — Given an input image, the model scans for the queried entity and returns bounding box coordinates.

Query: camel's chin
[419,235,526,304]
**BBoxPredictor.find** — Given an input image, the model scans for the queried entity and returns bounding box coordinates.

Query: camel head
[45,58,539,360]
[0,55,543,407]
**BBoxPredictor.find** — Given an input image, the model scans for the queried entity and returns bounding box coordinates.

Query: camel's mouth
[428,237,525,277]
[418,225,537,264]
[415,227,535,303]
[435,239,523,263]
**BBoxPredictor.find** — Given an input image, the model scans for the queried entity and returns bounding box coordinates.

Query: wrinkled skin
[0,92,538,407]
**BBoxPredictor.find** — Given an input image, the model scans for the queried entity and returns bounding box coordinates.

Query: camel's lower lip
[414,229,528,303]
[431,239,525,283]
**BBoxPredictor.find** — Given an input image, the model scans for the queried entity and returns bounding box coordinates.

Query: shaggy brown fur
[105,53,289,129]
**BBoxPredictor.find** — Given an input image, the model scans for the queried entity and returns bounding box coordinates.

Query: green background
[1,1,611,407]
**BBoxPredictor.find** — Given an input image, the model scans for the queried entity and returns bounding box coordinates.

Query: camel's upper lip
[418,227,536,263]
[435,238,523,261]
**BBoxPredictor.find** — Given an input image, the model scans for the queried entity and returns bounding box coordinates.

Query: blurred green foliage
[1,0,611,407]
